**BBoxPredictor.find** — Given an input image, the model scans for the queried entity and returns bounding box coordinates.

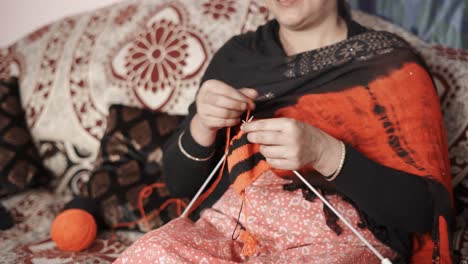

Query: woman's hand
[241,118,342,176]
[191,80,257,147]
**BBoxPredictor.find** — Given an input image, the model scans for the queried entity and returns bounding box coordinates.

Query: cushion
[0,78,49,197]
[38,140,95,195]
[0,47,20,81]
[84,105,184,231]
[0,0,270,195]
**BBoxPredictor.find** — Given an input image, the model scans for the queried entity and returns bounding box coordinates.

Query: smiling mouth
[277,0,298,7]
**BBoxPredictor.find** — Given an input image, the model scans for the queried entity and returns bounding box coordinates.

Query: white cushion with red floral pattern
[0,0,271,194]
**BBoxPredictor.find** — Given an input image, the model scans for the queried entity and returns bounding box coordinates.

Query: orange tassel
[240,229,258,257]
[237,192,258,257]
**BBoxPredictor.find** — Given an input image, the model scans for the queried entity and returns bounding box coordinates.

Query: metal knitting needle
[243,115,255,123]
[181,153,227,218]
[292,170,392,264]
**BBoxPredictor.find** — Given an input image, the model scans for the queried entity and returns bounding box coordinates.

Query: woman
[115,0,453,263]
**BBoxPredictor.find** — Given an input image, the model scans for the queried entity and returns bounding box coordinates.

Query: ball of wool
[51,209,97,252]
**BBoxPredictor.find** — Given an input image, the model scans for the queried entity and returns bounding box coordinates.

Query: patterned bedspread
[0,189,142,263]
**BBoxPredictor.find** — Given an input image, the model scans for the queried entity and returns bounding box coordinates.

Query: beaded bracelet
[324,141,346,181]
[178,131,215,162]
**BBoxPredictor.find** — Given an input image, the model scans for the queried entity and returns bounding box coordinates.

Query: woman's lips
[277,0,298,7]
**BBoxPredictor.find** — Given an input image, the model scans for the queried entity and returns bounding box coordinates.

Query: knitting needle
[243,115,255,123]
[181,153,227,218]
[292,170,392,264]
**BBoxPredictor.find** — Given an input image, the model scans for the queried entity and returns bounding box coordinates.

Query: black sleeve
[334,144,434,234]
[162,113,222,198]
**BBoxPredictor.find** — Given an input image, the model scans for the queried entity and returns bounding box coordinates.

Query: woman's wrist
[178,131,215,161]
[190,114,218,147]
[312,133,343,177]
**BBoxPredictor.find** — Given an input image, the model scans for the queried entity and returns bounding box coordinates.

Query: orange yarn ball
[51,209,97,252]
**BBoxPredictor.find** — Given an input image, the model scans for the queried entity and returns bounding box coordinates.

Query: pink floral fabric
[115,171,396,263]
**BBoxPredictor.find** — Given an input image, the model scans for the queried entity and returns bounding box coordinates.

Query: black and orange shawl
[164,20,454,263]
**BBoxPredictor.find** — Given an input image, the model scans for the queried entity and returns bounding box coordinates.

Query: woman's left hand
[241,118,342,176]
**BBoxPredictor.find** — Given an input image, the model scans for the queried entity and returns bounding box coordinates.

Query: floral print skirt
[115,171,396,263]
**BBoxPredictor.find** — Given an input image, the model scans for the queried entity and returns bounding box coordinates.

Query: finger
[201,116,241,128]
[238,88,258,100]
[199,105,244,119]
[238,88,258,109]
[202,94,248,111]
[204,80,252,103]
[265,158,298,170]
[247,131,285,145]
[259,145,288,159]
[242,118,293,133]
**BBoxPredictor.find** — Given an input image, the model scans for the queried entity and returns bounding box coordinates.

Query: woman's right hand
[190,80,257,147]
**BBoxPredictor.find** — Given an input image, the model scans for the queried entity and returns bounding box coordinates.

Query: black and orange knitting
[226,128,270,257]
[227,131,270,195]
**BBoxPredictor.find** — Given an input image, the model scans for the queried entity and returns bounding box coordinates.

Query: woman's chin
[267,0,333,31]
[272,6,311,29]
[276,16,309,30]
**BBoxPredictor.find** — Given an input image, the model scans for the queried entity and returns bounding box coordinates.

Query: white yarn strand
[293,170,392,264]
[181,154,227,218]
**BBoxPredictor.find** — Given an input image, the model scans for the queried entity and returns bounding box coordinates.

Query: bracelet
[178,131,215,162]
[324,141,346,181]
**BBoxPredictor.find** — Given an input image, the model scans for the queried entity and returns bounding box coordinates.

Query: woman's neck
[278,14,348,56]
